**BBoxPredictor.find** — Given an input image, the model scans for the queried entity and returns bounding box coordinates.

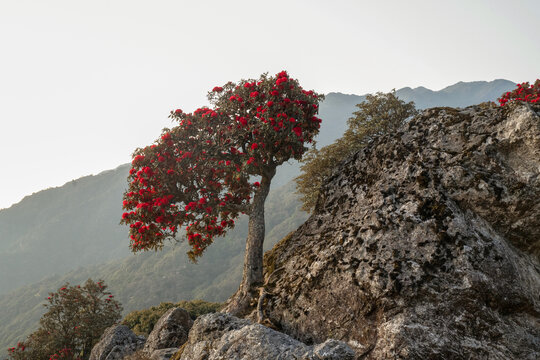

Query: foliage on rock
[7,279,121,360]
[296,90,418,211]
[122,299,222,336]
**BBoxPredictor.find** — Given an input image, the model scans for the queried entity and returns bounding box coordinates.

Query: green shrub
[122,299,222,336]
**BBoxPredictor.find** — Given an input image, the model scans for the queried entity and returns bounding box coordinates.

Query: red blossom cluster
[122,71,323,259]
[48,348,79,360]
[498,79,540,106]
[7,342,25,354]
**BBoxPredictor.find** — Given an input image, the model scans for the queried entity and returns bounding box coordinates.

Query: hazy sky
[0,0,538,209]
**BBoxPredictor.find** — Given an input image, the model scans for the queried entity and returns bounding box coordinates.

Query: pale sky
[0,0,538,209]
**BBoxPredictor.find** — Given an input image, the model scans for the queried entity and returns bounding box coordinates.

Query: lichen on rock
[259,103,540,359]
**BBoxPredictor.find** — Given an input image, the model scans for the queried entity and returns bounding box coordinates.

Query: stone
[311,339,357,359]
[149,348,179,360]
[89,324,145,360]
[143,307,193,354]
[177,312,354,360]
[259,103,540,359]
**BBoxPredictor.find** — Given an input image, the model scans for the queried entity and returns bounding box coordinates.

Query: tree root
[256,266,285,325]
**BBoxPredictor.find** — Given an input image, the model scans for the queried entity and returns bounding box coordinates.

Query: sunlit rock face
[177,313,355,360]
[262,103,540,359]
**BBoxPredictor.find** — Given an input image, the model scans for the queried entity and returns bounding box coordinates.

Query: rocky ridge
[259,102,540,359]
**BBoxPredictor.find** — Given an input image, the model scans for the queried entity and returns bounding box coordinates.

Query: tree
[498,79,540,106]
[121,71,323,315]
[7,279,122,360]
[296,91,418,212]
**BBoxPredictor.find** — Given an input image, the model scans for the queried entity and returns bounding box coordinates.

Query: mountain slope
[0,164,132,293]
[0,180,307,352]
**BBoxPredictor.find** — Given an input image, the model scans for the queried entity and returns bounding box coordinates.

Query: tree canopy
[121,71,322,259]
[296,91,418,212]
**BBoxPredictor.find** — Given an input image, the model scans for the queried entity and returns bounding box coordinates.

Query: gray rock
[311,339,356,359]
[261,103,540,359]
[179,313,354,360]
[89,324,145,360]
[149,348,179,360]
[143,307,193,354]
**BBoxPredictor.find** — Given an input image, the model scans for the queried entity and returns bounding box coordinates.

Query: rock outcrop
[143,307,193,356]
[258,103,540,359]
[177,312,354,360]
[89,324,145,360]
[149,348,179,360]
[144,308,193,353]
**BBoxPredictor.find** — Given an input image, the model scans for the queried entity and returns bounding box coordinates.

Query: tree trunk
[224,166,275,316]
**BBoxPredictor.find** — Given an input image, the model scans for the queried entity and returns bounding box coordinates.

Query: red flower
[271,90,279,96]
[174,109,182,114]
[238,117,248,126]
[267,101,274,106]
[253,182,260,187]
[292,127,302,137]
[247,157,255,165]
[212,86,223,92]
[161,133,171,141]
[276,77,288,85]
[251,143,258,150]
[250,91,259,98]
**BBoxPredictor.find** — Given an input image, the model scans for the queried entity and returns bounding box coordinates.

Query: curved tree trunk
[224,166,275,316]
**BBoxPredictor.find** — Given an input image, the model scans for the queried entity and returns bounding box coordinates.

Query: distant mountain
[318,79,516,148]
[0,79,517,353]
[396,79,516,108]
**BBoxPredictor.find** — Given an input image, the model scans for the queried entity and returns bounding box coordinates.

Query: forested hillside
[0,180,307,352]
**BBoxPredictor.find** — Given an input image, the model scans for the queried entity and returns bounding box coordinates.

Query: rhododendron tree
[7,279,121,360]
[121,71,323,314]
[498,79,540,106]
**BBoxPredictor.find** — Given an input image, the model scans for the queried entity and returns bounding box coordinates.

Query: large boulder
[261,103,540,359]
[177,312,354,360]
[143,307,193,355]
[89,324,145,360]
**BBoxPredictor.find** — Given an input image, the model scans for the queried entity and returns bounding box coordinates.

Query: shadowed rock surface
[260,103,540,359]
[177,313,354,360]
[89,324,145,360]
[143,307,193,354]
